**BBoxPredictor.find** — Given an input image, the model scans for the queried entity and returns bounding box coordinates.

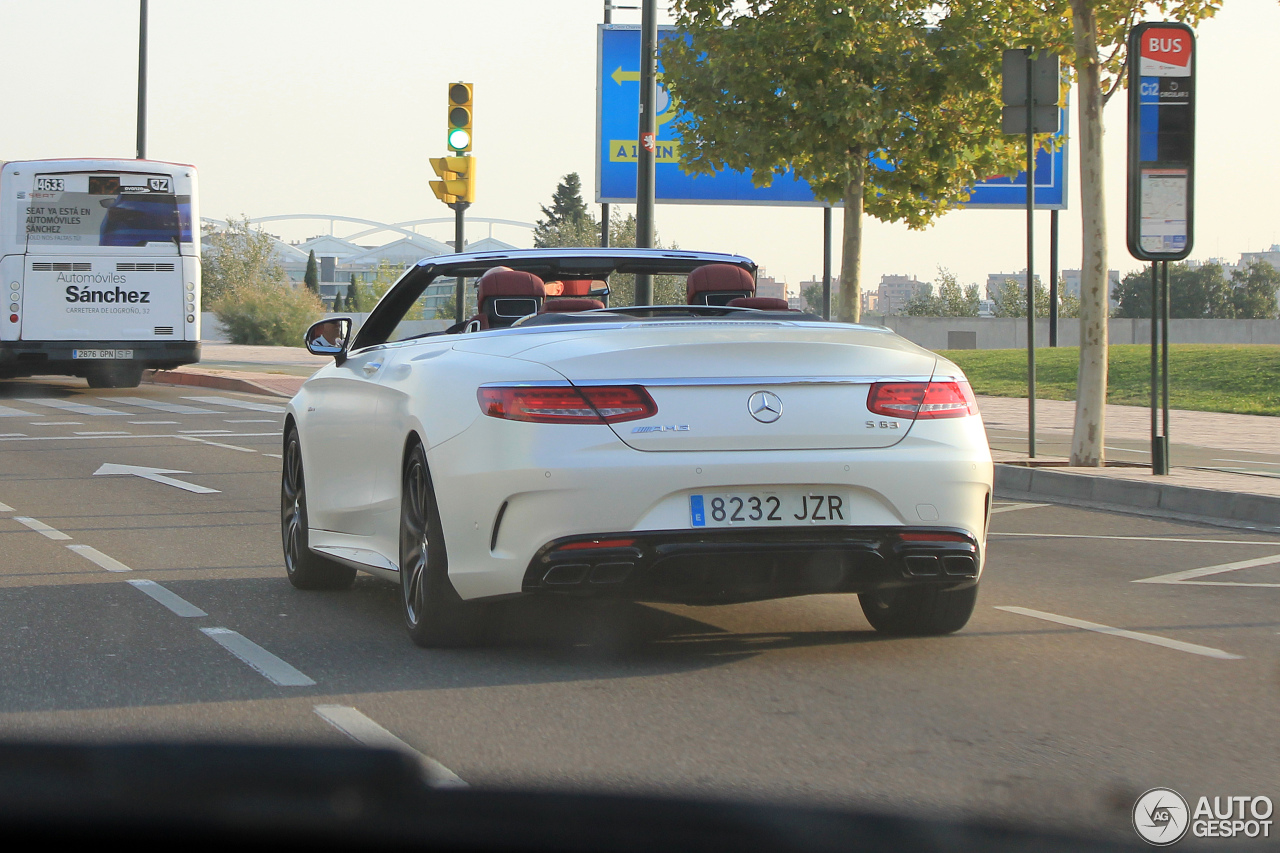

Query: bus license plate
[690,491,850,528]
[73,349,133,359]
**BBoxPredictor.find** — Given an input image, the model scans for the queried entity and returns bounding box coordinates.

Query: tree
[1230,261,1280,319]
[534,173,598,248]
[662,2,1027,326]
[602,212,686,306]
[200,215,287,308]
[801,281,826,314]
[304,250,320,295]
[333,291,345,312]
[346,273,364,313]
[1113,262,1240,319]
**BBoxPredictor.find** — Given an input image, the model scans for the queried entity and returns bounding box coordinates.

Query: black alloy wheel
[858,582,979,636]
[280,427,355,590]
[399,442,481,647]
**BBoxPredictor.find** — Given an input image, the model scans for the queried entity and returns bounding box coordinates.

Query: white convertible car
[282,249,993,646]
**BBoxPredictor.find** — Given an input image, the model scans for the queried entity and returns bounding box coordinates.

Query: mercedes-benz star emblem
[747,390,783,424]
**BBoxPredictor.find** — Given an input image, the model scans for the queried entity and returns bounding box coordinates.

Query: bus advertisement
[0,158,201,388]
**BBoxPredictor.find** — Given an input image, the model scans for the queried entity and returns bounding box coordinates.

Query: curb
[995,463,1280,532]
[143,369,293,399]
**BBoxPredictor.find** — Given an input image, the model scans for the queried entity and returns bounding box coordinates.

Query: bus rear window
[24,172,192,248]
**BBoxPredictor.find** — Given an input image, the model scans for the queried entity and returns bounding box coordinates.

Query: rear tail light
[867,380,977,420]
[478,384,656,424]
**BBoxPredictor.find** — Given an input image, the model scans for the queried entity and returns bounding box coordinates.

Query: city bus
[0,158,201,388]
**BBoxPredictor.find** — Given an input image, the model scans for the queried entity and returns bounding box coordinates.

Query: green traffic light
[448,127,471,151]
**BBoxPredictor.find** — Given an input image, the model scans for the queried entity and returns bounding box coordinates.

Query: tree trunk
[838,156,865,324]
[1068,0,1107,467]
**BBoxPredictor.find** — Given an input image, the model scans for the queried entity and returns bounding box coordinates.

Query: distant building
[985,271,1041,300]
[877,274,928,315]
[1059,269,1121,309]
[1238,245,1280,273]
[756,269,787,301]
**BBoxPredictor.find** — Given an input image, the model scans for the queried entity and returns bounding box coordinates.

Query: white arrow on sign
[93,463,220,494]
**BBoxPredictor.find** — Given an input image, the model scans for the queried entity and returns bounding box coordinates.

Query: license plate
[73,349,133,359]
[690,491,850,528]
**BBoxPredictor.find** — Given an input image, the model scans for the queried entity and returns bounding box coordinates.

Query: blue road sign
[596,25,1068,210]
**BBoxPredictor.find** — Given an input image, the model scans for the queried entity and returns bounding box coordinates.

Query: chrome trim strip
[570,376,934,387]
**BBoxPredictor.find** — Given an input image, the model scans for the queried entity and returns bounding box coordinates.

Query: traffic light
[447,82,473,153]
[429,156,476,205]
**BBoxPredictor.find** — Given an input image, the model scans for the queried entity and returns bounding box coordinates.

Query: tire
[280,427,356,590]
[399,442,481,647]
[859,583,978,636]
[86,364,143,389]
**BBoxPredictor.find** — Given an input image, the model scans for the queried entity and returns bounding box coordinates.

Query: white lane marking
[1214,458,1280,465]
[990,532,1280,546]
[200,628,315,686]
[313,705,467,789]
[995,606,1244,660]
[19,398,125,417]
[94,463,220,494]
[66,544,132,572]
[0,502,12,512]
[224,419,276,424]
[990,502,1050,514]
[1104,445,1148,454]
[28,421,83,426]
[127,579,207,617]
[0,431,278,443]
[1134,554,1280,587]
[263,453,283,459]
[0,404,34,417]
[75,430,131,436]
[102,396,217,415]
[129,420,179,425]
[179,429,233,434]
[0,433,26,437]
[177,435,256,453]
[183,395,286,414]
[13,516,71,540]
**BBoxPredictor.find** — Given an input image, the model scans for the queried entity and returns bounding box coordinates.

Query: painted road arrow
[93,463,219,494]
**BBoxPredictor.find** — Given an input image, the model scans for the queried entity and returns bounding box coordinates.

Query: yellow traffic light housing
[429,156,475,205]
[448,82,473,153]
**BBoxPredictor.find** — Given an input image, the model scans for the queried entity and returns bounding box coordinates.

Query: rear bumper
[522,526,980,605]
[0,340,199,376]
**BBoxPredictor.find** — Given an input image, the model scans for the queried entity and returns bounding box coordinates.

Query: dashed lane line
[0,404,34,417]
[66,544,132,573]
[100,396,218,415]
[128,579,208,617]
[200,628,315,686]
[19,398,126,417]
[313,705,467,789]
[0,502,12,512]
[1133,554,1280,588]
[177,435,257,453]
[990,502,1050,514]
[129,420,178,425]
[0,431,278,443]
[995,606,1244,660]
[13,516,72,540]
[225,419,277,424]
[75,430,131,436]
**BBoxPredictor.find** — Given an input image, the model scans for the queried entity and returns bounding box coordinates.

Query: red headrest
[728,297,790,311]
[558,279,594,297]
[541,298,605,314]
[477,268,545,301]
[687,264,755,304]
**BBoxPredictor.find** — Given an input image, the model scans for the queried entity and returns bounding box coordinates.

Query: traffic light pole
[136,0,147,159]
[633,0,657,305]
[452,201,469,324]
[1024,52,1037,459]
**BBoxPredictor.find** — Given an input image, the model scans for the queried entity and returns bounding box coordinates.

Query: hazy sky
[2,1,1275,291]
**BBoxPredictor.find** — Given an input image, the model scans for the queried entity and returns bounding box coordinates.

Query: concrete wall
[871,315,1280,350]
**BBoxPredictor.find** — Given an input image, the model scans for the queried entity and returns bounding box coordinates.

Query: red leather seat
[468,268,545,330]
[541,298,605,314]
[728,296,791,311]
[687,264,755,306]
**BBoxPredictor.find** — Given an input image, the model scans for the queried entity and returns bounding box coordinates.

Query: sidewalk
[145,343,322,398]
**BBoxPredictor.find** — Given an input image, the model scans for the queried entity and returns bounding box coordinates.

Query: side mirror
[305,317,353,362]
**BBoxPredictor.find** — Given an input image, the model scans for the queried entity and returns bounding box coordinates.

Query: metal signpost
[1126,22,1196,476]
[136,0,148,160]
[1001,49,1060,459]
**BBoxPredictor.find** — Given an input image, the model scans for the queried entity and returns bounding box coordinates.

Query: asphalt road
[1,378,1277,843]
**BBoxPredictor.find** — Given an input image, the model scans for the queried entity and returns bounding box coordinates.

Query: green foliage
[939,344,1280,417]
[802,281,827,314]
[333,291,345,312]
[1112,262,1278,320]
[906,268,980,317]
[213,279,324,347]
[602,213,685,306]
[534,173,598,248]
[346,273,364,313]
[303,250,320,295]
[200,216,286,309]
